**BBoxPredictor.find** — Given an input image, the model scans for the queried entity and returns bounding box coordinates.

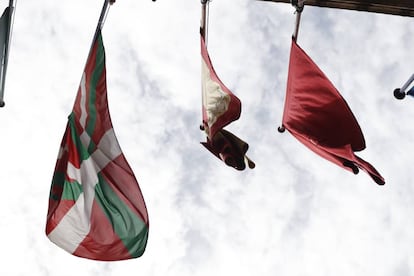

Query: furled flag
[46,30,149,261]
[280,39,384,185]
[200,34,254,170]
[0,2,15,107]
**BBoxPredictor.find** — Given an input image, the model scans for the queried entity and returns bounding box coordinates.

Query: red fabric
[73,200,131,261]
[201,129,255,171]
[282,39,384,185]
[201,35,241,139]
[200,35,254,170]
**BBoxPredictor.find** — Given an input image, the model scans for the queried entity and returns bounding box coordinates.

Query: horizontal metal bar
[258,0,414,17]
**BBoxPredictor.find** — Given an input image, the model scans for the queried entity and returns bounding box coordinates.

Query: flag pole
[0,0,16,107]
[292,0,304,42]
[81,0,113,73]
[93,0,113,44]
[200,0,210,131]
[200,0,210,43]
[400,74,414,93]
[394,73,414,100]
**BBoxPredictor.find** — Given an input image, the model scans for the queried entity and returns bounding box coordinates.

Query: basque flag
[46,31,149,261]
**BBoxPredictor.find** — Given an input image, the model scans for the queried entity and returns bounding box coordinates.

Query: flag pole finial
[394,73,414,100]
[393,88,406,100]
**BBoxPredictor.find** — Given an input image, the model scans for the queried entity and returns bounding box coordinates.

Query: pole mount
[291,0,305,12]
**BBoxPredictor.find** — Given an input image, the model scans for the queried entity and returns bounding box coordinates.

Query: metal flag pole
[92,0,113,44]
[80,0,114,75]
[0,0,17,107]
[200,0,210,131]
[200,0,210,44]
[292,0,305,41]
[400,74,414,92]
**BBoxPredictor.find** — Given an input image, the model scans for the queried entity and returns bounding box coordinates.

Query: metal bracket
[291,0,305,12]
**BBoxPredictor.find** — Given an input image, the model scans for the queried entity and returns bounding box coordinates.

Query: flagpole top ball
[278,126,285,133]
[393,88,406,100]
[0,100,4,107]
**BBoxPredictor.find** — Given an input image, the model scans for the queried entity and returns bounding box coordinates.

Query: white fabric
[201,58,230,129]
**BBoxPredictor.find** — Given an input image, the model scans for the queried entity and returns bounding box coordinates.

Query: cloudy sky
[0,0,413,275]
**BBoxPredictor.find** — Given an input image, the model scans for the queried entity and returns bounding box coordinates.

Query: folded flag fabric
[46,30,149,261]
[200,34,254,170]
[281,39,384,185]
[201,128,255,170]
[200,35,241,139]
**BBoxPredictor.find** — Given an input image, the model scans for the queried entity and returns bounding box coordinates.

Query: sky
[0,0,414,275]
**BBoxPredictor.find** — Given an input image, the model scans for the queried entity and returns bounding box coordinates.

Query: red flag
[200,34,254,170]
[281,39,384,185]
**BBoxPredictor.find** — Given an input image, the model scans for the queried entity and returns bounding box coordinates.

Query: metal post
[292,0,304,41]
[86,0,112,60]
[199,0,209,131]
[394,73,414,100]
[400,73,414,93]
[96,0,111,36]
[0,0,16,107]
[200,0,209,43]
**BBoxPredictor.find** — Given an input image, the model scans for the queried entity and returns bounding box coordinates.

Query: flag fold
[200,35,254,170]
[281,39,384,185]
[46,31,149,261]
[201,128,255,170]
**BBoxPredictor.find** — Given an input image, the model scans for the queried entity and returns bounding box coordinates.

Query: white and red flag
[200,34,254,170]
